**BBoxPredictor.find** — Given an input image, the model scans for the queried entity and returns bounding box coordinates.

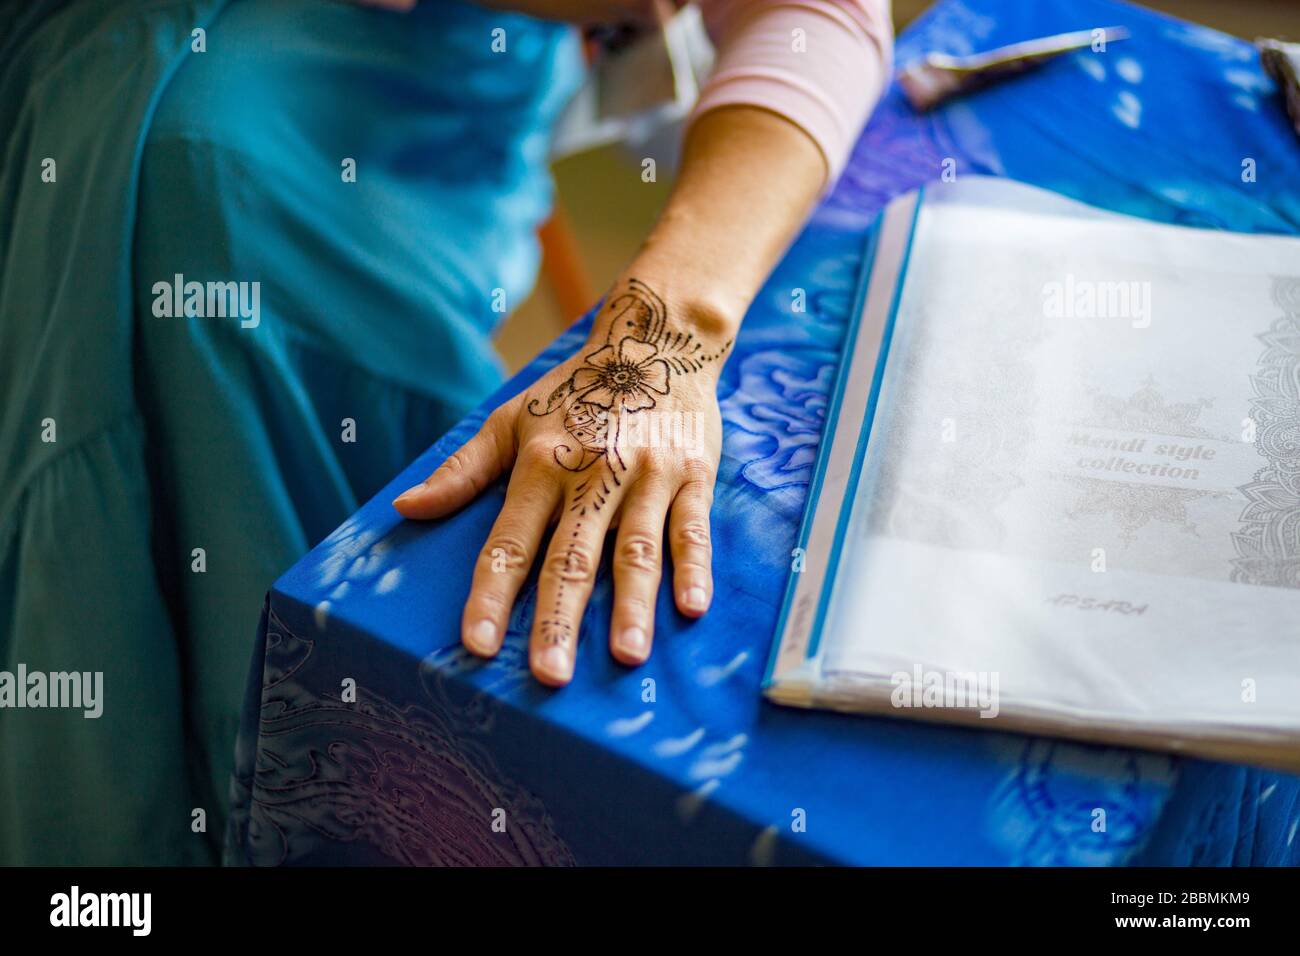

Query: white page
[820,178,1300,739]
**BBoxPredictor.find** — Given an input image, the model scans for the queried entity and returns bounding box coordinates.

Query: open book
[764,177,1300,771]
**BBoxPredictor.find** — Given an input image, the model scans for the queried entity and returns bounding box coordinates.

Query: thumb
[393,412,515,520]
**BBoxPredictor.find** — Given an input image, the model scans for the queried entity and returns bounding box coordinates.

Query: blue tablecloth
[226,0,1300,866]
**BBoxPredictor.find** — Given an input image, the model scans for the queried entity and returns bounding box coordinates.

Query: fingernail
[615,626,648,659]
[536,646,572,682]
[392,482,424,504]
[465,619,498,654]
[683,587,708,612]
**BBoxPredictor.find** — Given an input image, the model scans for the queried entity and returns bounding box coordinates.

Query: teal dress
[0,0,581,864]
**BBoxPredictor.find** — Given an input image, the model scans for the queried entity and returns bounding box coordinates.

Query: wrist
[587,269,742,357]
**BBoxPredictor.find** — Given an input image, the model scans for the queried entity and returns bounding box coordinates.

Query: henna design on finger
[528,280,732,658]
[539,516,586,650]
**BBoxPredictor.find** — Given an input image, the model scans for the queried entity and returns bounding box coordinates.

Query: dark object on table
[898,26,1128,111]
[1259,38,1300,141]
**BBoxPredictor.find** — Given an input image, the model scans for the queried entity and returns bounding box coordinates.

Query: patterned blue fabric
[226,0,1300,865]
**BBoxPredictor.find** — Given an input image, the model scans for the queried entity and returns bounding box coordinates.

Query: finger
[394,412,514,520]
[668,461,715,618]
[530,484,622,686]
[461,468,559,658]
[608,476,672,666]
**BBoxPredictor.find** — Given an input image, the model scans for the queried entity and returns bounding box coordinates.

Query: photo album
[765,177,1300,770]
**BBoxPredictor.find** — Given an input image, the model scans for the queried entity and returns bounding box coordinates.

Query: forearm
[600,104,826,346]
[601,0,891,346]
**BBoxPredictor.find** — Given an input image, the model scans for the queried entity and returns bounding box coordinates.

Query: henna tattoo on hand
[527,279,731,651]
[527,279,732,495]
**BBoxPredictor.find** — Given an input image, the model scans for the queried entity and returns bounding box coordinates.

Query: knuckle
[617,592,654,617]
[441,449,471,477]
[678,455,715,488]
[519,440,557,470]
[630,469,670,502]
[544,544,596,585]
[469,588,509,616]
[614,533,660,574]
[637,450,672,480]
[675,559,711,581]
[480,534,530,572]
[673,519,712,553]
[440,447,488,496]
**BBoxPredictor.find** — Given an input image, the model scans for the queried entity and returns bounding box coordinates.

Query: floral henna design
[527,279,732,488]
[527,280,731,652]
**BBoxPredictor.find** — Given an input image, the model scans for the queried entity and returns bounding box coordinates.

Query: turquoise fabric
[0,0,581,864]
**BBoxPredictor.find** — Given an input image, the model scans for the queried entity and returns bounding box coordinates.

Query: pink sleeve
[690,0,894,184]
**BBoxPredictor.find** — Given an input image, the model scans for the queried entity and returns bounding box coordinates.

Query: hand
[394,278,733,686]
[395,104,827,686]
